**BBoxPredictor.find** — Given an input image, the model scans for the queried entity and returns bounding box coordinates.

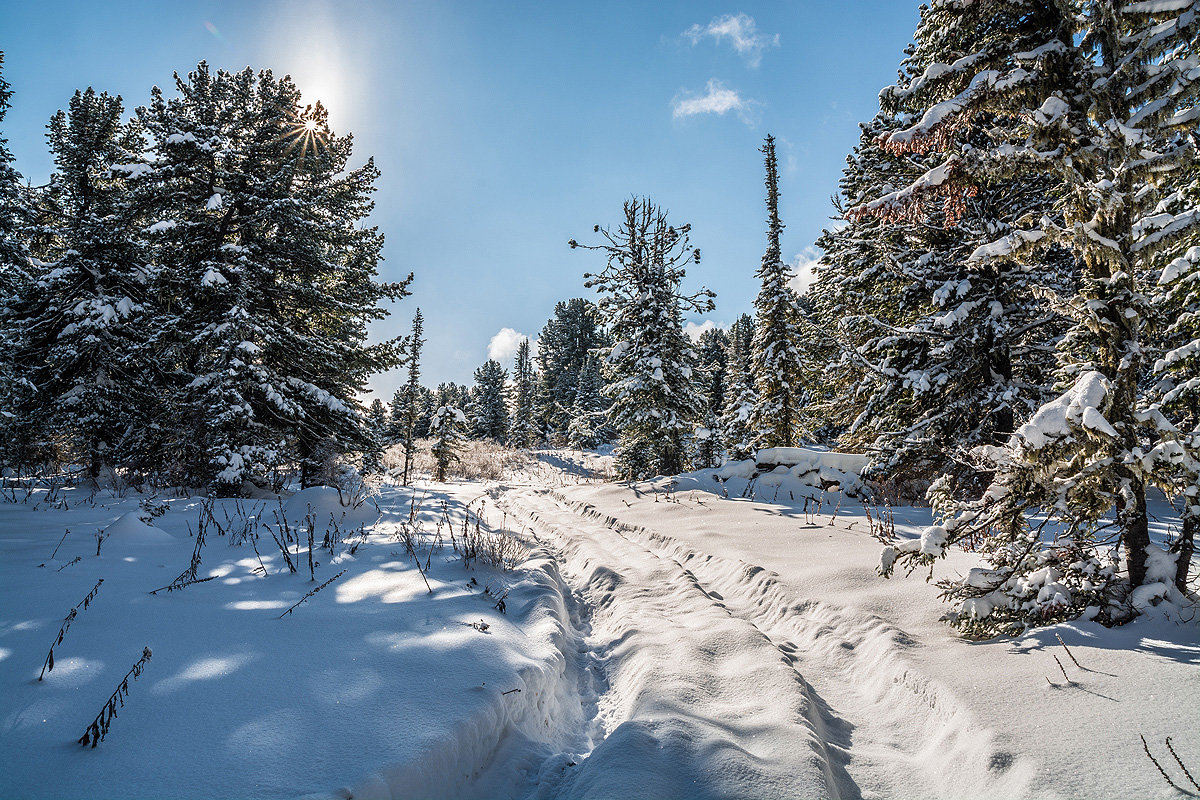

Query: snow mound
[281,486,380,532]
[101,512,177,546]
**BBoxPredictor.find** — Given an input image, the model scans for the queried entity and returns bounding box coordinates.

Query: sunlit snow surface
[1,452,1197,800]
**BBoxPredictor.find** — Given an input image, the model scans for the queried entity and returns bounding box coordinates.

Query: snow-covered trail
[494,486,1033,800]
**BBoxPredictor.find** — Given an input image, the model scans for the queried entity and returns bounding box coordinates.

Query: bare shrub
[394,439,535,482]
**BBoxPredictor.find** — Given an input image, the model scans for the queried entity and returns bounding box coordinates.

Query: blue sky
[1,0,922,396]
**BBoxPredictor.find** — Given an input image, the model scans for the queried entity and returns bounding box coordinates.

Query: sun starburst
[282,110,327,161]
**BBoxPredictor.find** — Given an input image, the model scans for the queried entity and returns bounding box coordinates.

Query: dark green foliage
[6,88,152,480]
[508,338,536,448]
[133,62,411,491]
[533,298,609,444]
[720,314,757,462]
[876,0,1198,633]
[430,405,467,481]
[470,359,509,442]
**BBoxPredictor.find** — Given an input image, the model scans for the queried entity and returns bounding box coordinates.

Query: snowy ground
[2,454,1198,799]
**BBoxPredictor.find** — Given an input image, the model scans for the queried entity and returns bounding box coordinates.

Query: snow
[200,268,228,287]
[967,228,1046,263]
[1014,371,1117,449]
[144,220,176,234]
[849,157,957,217]
[110,163,153,179]
[1159,245,1199,283]
[1,455,1196,800]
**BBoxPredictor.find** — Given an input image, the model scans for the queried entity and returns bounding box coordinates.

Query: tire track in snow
[499,487,1035,800]
[496,488,860,800]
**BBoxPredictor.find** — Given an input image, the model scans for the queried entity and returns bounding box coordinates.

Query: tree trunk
[1121,479,1151,588]
[1175,511,1195,595]
[987,343,1014,444]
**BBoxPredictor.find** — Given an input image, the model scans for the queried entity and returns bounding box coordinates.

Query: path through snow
[493,486,1033,800]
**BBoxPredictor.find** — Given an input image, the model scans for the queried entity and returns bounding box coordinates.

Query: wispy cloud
[672,79,758,124]
[788,247,821,296]
[684,13,779,68]
[487,327,533,363]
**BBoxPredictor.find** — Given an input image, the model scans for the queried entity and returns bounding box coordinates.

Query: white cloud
[684,319,725,341]
[487,327,531,363]
[788,247,821,296]
[684,13,779,68]
[672,79,758,124]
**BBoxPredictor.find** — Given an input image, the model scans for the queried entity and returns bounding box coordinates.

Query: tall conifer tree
[749,136,806,450]
[572,198,714,478]
[878,0,1198,633]
[8,89,151,479]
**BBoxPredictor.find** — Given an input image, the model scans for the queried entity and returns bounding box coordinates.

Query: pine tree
[508,337,536,448]
[532,298,607,442]
[566,354,609,449]
[571,198,714,478]
[430,404,466,482]
[7,88,152,480]
[695,327,729,420]
[134,62,410,490]
[721,314,757,462]
[813,5,1072,491]
[391,308,424,484]
[0,53,27,301]
[362,398,389,475]
[470,359,509,442]
[879,0,1198,634]
[0,53,34,467]
[1149,166,1200,594]
[413,386,435,440]
[749,135,806,450]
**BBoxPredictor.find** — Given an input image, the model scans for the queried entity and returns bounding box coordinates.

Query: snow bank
[281,486,380,532]
[696,447,873,499]
[0,481,581,800]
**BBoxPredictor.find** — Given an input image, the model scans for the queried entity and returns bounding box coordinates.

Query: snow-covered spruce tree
[413,386,435,440]
[134,63,410,490]
[749,135,807,450]
[571,198,714,478]
[566,354,609,449]
[721,313,757,461]
[0,52,34,467]
[693,326,729,467]
[470,359,509,442]
[430,404,466,482]
[813,3,1072,492]
[0,53,27,302]
[1142,22,1200,595]
[391,308,425,484]
[436,382,471,410]
[362,398,389,475]
[696,326,729,420]
[508,337,536,448]
[532,298,607,442]
[6,89,154,480]
[881,0,1198,634]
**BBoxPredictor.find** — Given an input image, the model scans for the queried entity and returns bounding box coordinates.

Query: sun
[282,111,327,160]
